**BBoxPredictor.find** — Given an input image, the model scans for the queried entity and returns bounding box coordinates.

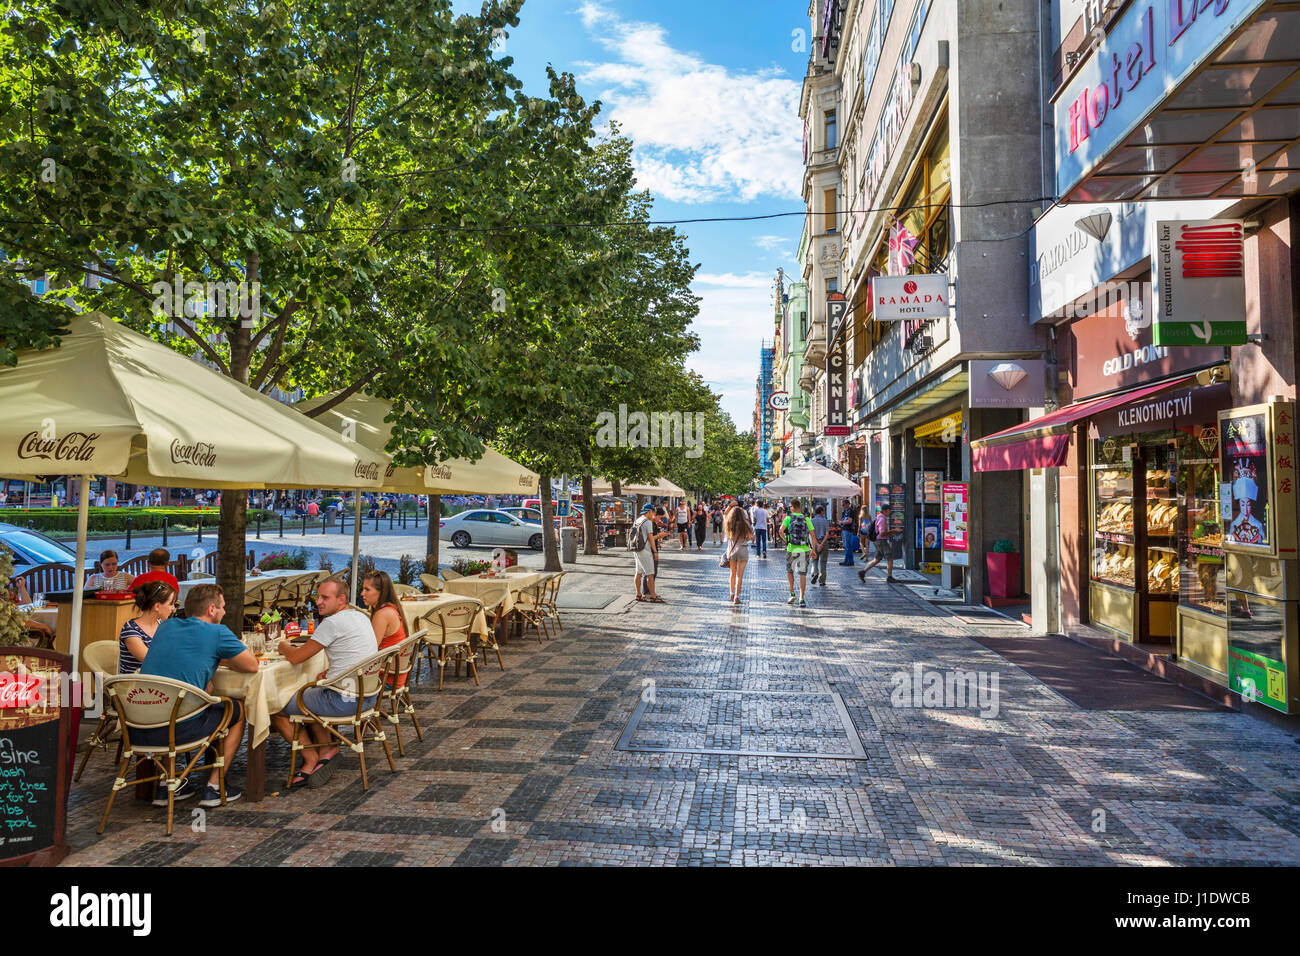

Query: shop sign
[1068,296,1216,399]
[1152,220,1246,346]
[872,275,948,321]
[941,481,969,565]
[969,359,1046,408]
[1272,401,1297,557]
[1094,383,1230,438]
[824,345,850,436]
[1055,0,1269,197]
[1228,644,1287,712]
[1219,406,1272,554]
[827,291,848,343]
[768,391,791,412]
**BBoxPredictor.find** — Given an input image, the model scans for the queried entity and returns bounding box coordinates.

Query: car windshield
[0,528,77,564]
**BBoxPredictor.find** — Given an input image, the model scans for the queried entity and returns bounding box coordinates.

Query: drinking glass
[35,592,44,608]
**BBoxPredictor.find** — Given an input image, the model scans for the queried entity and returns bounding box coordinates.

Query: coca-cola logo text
[354,460,380,480]
[16,431,99,463]
[170,439,217,467]
[518,475,532,487]
[429,465,453,480]
[0,673,43,709]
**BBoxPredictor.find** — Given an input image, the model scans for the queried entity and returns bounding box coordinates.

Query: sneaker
[151,778,197,806]
[787,594,797,605]
[820,581,827,587]
[198,782,241,808]
[885,576,899,583]
[798,599,807,608]
[810,573,819,584]
[857,570,867,583]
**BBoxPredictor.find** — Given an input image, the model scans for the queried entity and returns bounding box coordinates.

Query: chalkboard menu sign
[0,649,69,866]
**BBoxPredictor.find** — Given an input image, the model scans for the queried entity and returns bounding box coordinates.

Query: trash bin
[560,526,578,564]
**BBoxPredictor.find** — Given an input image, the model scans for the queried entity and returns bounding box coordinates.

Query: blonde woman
[724,503,753,606]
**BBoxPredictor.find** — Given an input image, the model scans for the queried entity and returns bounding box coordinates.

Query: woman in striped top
[117,580,177,675]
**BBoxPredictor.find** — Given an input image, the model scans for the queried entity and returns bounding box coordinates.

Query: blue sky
[460,0,807,429]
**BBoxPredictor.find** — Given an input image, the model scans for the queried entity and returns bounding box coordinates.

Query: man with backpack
[858,501,898,583]
[839,498,859,566]
[781,499,818,608]
[630,505,664,603]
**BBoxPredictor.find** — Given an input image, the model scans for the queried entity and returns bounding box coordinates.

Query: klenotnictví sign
[1055,0,1269,198]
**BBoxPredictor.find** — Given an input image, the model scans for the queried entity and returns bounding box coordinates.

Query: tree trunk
[426,495,441,571]
[581,474,598,554]
[216,492,248,635]
[611,479,622,498]
[539,469,561,572]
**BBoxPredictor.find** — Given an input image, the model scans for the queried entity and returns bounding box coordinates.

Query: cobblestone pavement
[62,542,1300,866]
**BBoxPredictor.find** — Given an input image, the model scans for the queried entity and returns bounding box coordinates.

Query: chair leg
[437,647,447,691]
[379,721,397,773]
[466,651,479,687]
[356,727,369,790]
[97,752,132,834]
[407,697,424,741]
[286,730,300,788]
[391,701,405,757]
[494,643,505,671]
[165,755,177,837]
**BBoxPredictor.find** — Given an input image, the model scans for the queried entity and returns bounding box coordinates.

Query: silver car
[439,510,545,550]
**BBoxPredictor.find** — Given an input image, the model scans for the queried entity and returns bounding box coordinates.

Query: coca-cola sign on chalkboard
[0,649,70,866]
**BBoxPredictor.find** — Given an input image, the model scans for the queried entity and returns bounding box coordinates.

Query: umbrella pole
[68,475,90,679]
[350,492,362,603]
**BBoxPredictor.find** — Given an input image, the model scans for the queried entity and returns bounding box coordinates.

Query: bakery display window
[1180,425,1225,617]
[1091,445,1135,589]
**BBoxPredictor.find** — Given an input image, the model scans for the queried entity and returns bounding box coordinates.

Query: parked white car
[439,509,545,550]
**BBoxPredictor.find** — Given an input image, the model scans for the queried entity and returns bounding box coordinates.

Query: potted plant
[986,539,1020,599]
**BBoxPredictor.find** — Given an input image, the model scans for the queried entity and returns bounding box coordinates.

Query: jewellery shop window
[1091,439,1136,589]
[1179,424,1225,617]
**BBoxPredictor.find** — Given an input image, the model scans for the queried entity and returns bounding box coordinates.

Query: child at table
[361,571,408,688]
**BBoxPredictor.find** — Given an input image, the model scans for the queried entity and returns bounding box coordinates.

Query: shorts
[712,521,721,531]
[785,550,811,574]
[634,547,655,577]
[873,540,892,560]
[134,700,244,747]
[281,686,377,718]
[676,523,688,533]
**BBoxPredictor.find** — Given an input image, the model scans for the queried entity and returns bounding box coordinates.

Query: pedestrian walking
[858,502,898,582]
[781,499,817,607]
[675,501,690,550]
[710,501,722,544]
[693,502,707,551]
[751,499,770,558]
[839,498,859,565]
[724,501,753,605]
[809,505,831,586]
[631,505,664,603]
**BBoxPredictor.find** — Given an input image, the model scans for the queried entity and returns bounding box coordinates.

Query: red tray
[95,591,136,601]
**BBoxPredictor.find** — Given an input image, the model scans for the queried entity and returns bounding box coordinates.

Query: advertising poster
[1227,594,1289,712]
[914,470,943,504]
[941,482,969,553]
[915,519,940,550]
[1220,408,1272,552]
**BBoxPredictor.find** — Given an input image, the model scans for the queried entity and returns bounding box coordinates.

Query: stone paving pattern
[62,544,1300,866]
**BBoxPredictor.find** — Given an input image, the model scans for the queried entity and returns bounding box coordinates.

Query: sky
[457,0,807,430]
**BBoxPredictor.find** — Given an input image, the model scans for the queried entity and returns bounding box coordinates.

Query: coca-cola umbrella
[0,313,391,676]
[295,391,538,591]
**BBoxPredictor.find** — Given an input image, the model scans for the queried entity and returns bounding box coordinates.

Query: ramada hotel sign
[872,275,949,321]
[1055,0,1268,198]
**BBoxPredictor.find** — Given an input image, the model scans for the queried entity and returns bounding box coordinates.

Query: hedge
[3,507,275,533]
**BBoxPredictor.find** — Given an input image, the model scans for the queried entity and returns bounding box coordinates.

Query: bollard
[375,513,380,533]
[162,516,168,547]
[389,512,394,531]
[197,517,203,542]
[279,514,284,538]
[27,520,34,529]
[125,515,132,549]
[302,515,307,536]
[256,513,262,540]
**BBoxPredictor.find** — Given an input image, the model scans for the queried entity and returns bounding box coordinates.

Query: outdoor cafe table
[443,571,548,615]
[211,648,327,802]
[177,567,303,602]
[395,593,491,641]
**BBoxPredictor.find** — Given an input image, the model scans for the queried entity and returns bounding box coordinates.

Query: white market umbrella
[760,462,860,497]
[0,313,390,675]
[589,477,686,498]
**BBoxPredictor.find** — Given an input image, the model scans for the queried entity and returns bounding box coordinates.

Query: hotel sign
[1055,0,1269,198]
[871,274,948,321]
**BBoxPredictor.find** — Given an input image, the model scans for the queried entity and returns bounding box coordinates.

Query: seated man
[127,547,180,592]
[137,584,257,807]
[271,576,380,789]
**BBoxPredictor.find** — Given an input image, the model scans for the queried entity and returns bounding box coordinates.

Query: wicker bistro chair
[276,571,319,617]
[513,580,552,643]
[392,582,421,598]
[504,566,533,575]
[475,583,510,672]
[541,571,566,634]
[418,573,444,593]
[99,675,237,836]
[439,568,463,581]
[413,598,482,690]
[75,641,121,782]
[284,645,399,791]
[379,630,426,756]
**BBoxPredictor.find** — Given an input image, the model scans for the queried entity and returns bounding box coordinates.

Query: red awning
[971,375,1197,473]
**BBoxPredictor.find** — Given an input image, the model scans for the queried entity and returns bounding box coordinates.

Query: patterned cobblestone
[60,544,1300,866]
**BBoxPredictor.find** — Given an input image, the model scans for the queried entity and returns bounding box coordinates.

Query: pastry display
[1097,500,1134,534]
[1094,545,1136,587]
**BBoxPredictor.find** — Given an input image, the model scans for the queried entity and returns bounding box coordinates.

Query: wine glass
[34,592,45,608]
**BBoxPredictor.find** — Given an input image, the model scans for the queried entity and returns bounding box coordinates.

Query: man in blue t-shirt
[138,583,257,807]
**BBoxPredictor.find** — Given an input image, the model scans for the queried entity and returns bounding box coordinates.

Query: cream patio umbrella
[589,477,686,498]
[0,313,390,675]
[294,390,538,593]
[760,462,861,497]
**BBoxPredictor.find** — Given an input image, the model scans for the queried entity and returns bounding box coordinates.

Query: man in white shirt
[631,505,662,602]
[751,500,770,558]
[272,577,380,788]
[675,502,689,550]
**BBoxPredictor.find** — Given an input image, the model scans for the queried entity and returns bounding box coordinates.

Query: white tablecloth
[178,568,304,601]
[211,650,327,749]
[443,571,549,615]
[396,595,490,639]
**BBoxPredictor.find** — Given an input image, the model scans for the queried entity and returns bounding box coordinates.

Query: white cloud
[575,1,803,204]
[753,235,786,251]
[689,271,776,426]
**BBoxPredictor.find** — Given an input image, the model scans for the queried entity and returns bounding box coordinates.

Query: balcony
[803,319,826,368]
[798,359,818,392]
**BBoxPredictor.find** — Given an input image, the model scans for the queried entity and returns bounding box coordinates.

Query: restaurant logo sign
[169,439,217,468]
[353,460,381,481]
[1152,220,1246,346]
[16,431,99,463]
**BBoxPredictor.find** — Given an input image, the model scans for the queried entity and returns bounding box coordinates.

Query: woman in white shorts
[724,503,753,606]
